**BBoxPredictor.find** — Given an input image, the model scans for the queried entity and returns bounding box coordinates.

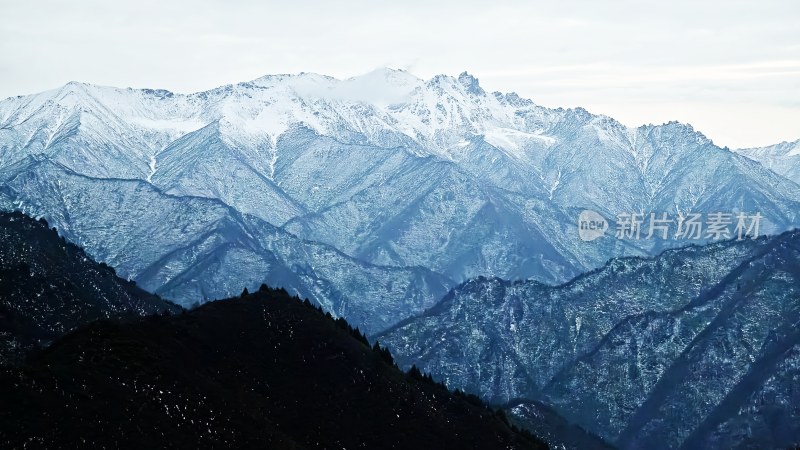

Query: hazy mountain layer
[0,160,452,334]
[380,232,800,449]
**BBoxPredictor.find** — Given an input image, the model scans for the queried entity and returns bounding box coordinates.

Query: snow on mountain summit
[1,69,797,217]
[0,68,713,169]
[256,68,424,106]
[1,69,799,312]
[0,68,558,163]
[735,139,800,186]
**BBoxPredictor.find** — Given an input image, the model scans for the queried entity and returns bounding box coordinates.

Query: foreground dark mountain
[0,211,179,365]
[381,231,800,449]
[0,285,548,449]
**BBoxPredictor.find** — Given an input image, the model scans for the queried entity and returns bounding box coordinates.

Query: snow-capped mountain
[735,139,800,186]
[1,69,799,332]
[379,230,800,449]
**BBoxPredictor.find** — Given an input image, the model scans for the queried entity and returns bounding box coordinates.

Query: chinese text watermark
[578,210,762,242]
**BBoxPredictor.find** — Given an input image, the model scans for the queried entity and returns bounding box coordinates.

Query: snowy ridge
[1,68,564,165]
[0,68,799,329]
[735,139,800,186]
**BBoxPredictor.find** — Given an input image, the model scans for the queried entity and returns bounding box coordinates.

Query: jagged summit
[3,68,734,161]
[457,71,484,95]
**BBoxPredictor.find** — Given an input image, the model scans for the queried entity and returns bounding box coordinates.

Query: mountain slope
[151,121,306,226]
[379,231,800,449]
[507,401,615,450]
[0,286,547,450]
[0,211,178,365]
[0,158,452,334]
[735,139,800,186]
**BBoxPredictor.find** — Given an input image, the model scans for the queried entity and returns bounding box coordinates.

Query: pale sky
[1,0,798,148]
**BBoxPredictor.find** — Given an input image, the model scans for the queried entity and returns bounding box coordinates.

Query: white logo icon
[578,210,608,241]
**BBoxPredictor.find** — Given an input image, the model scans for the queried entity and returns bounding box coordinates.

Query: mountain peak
[347,67,421,89]
[56,80,91,97]
[358,66,418,79]
[457,71,484,95]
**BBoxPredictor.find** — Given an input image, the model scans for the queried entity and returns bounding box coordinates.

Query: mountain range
[379,230,800,449]
[735,139,800,186]
[2,70,799,449]
[1,69,799,335]
[0,211,551,449]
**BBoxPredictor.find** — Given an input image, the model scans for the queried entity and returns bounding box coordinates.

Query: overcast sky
[1,0,797,148]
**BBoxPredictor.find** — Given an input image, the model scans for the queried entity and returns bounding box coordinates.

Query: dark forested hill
[0,211,179,365]
[0,285,547,449]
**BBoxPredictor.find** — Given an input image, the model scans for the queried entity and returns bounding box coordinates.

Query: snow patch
[243,107,290,139]
[256,68,422,108]
[147,156,157,183]
[130,117,206,133]
[484,127,555,156]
